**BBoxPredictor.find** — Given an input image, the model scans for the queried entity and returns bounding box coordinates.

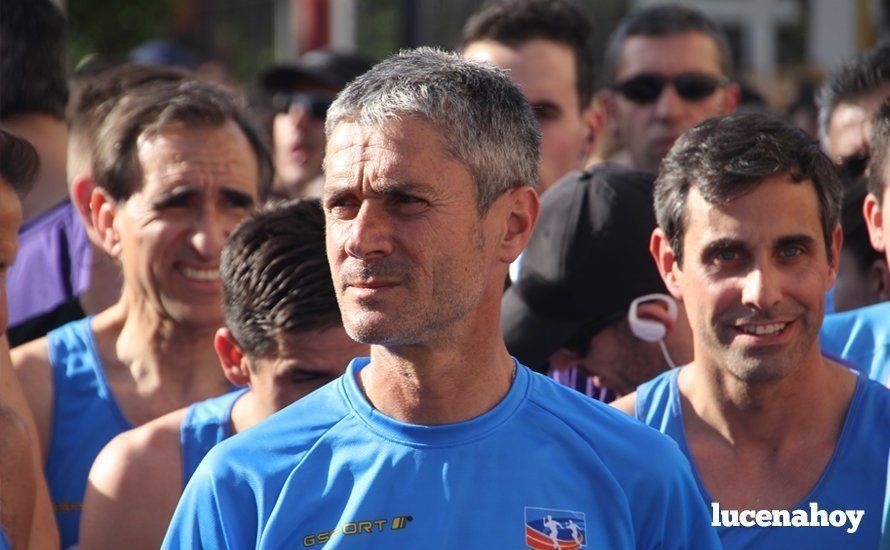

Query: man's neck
[79,242,122,316]
[357,321,516,426]
[96,296,224,395]
[680,348,856,448]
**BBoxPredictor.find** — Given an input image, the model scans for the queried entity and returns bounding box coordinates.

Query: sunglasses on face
[272,92,335,119]
[612,72,729,104]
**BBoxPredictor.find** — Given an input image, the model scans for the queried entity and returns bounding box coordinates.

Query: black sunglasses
[272,92,334,119]
[612,72,729,104]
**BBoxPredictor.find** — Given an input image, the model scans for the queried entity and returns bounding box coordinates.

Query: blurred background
[62,0,890,107]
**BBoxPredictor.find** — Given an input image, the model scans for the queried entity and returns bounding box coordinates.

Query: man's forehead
[463,39,579,104]
[683,177,823,241]
[617,31,723,78]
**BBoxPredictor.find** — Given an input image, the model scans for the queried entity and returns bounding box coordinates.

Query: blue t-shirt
[821,301,890,387]
[164,358,720,549]
[45,316,133,548]
[180,388,247,489]
[635,368,890,549]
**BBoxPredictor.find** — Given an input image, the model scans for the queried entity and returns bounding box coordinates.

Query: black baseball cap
[501,163,667,371]
[258,49,374,93]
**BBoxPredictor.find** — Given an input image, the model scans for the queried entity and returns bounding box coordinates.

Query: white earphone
[628,293,678,368]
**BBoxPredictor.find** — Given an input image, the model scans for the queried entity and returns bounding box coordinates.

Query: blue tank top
[180,388,247,489]
[635,368,890,549]
[45,316,132,549]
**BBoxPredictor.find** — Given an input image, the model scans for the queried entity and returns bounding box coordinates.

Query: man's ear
[864,193,886,252]
[580,105,601,159]
[634,300,678,336]
[827,224,843,287]
[722,82,742,115]
[598,90,621,139]
[214,327,250,387]
[90,187,122,258]
[650,228,683,301]
[71,174,100,243]
[496,186,539,264]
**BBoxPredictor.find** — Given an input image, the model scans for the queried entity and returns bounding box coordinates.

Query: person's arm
[2,335,59,548]
[162,447,257,550]
[81,415,184,550]
[0,405,35,548]
[610,392,637,416]
[9,336,54,459]
[629,435,719,550]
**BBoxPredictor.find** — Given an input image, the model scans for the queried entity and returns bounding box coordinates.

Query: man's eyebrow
[701,238,745,256]
[530,101,561,115]
[220,187,256,207]
[774,234,816,250]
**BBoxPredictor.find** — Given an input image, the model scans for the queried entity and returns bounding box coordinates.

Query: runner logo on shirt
[524,507,586,549]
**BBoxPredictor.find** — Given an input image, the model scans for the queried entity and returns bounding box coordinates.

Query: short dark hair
[655,112,842,264]
[603,3,733,86]
[221,199,340,360]
[0,129,39,198]
[93,79,273,202]
[818,41,890,148]
[868,98,890,203]
[459,0,595,108]
[67,63,190,182]
[0,0,68,120]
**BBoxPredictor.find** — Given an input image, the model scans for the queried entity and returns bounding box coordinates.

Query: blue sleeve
[630,439,721,550]
[162,454,258,550]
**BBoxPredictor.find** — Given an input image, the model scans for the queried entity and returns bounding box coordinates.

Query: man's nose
[653,83,684,121]
[189,207,231,260]
[343,201,394,260]
[740,263,782,312]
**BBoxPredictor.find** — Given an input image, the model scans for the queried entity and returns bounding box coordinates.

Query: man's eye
[715,249,738,263]
[779,246,804,259]
[532,104,560,122]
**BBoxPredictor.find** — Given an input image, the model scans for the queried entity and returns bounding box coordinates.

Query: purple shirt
[7,201,91,327]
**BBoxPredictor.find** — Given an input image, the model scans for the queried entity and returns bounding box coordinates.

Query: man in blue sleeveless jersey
[614,113,890,548]
[821,100,890,386]
[164,48,719,550]
[11,79,273,548]
[79,200,368,549]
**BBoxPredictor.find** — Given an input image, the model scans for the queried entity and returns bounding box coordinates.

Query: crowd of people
[0,0,888,548]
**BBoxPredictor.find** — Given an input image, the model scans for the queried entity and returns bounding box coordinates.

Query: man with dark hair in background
[0,0,87,340]
[614,113,890,547]
[8,63,190,347]
[600,3,739,174]
[257,50,373,200]
[818,41,890,179]
[80,200,368,549]
[822,100,890,387]
[0,129,60,549]
[460,0,598,196]
[501,164,694,399]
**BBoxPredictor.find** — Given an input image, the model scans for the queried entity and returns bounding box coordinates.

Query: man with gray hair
[164,48,718,549]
